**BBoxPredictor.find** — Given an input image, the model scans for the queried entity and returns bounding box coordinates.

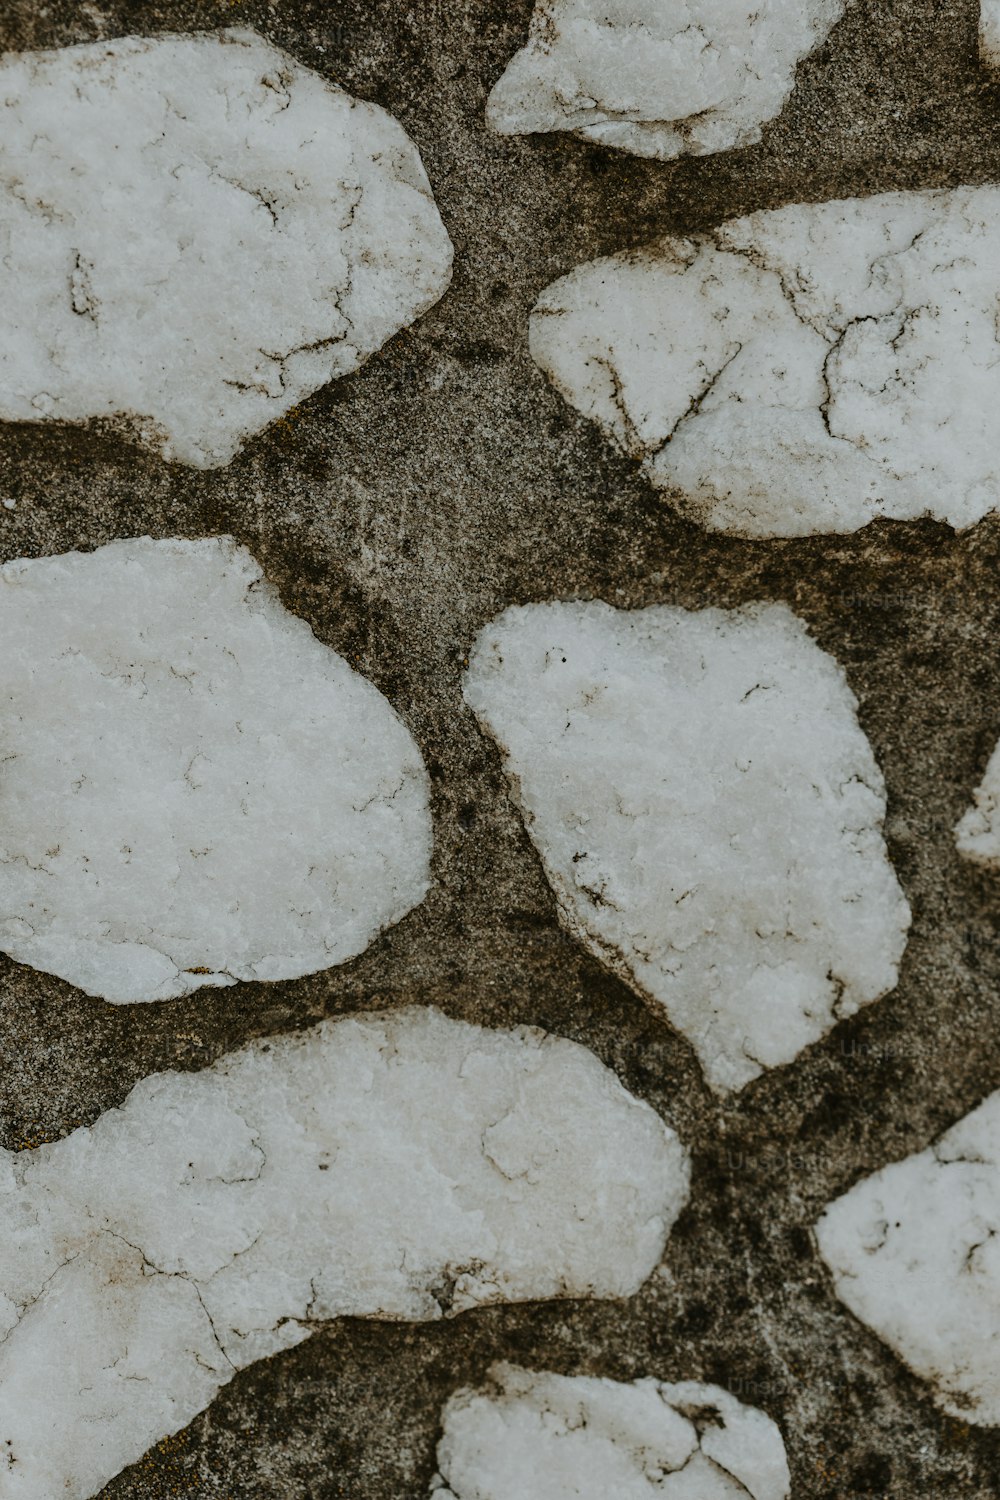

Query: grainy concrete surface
[2,1,1000,1495]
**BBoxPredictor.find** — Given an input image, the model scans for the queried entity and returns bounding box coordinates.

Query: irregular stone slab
[955,740,1000,867]
[0,1007,688,1500]
[982,1,1000,69]
[464,601,909,1093]
[0,28,453,467]
[0,536,431,1002]
[531,186,1000,536]
[816,1091,1000,1425]
[431,1364,790,1499]
[487,0,844,160]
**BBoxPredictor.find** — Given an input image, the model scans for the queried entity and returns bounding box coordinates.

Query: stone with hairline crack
[0,28,452,466]
[464,599,909,1093]
[431,1363,790,1499]
[0,1006,689,1499]
[817,1089,1000,1426]
[531,187,1000,536]
[488,0,845,160]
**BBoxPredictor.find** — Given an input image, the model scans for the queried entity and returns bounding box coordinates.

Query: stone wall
[2,1,1000,1495]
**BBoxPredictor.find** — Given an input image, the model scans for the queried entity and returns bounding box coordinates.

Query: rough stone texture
[531,186,1000,536]
[816,1090,1000,1426]
[431,1364,790,1498]
[3,2,1000,1498]
[0,1007,685,1498]
[0,28,452,467]
[487,0,846,161]
[464,600,909,1094]
[0,536,431,1002]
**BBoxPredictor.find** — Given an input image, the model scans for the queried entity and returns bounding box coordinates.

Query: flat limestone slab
[0,28,453,466]
[531,187,1000,536]
[464,600,909,1093]
[0,536,431,1002]
[817,1091,1000,1426]
[488,0,845,160]
[431,1364,790,1498]
[0,1006,689,1499]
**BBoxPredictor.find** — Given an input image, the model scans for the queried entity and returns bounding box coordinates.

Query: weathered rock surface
[464,600,909,1093]
[0,28,453,467]
[487,0,845,161]
[0,1006,688,1499]
[0,536,431,1002]
[531,187,1000,536]
[3,3,1000,1496]
[431,1363,790,1499]
[816,1090,1000,1426]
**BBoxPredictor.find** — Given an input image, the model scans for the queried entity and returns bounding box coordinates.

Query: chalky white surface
[487,0,844,160]
[0,1007,688,1499]
[464,601,909,1093]
[0,28,453,467]
[982,1,1000,69]
[958,740,1000,867]
[0,536,431,1002]
[431,1364,790,1499]
[531,186,1000,536]
[817,1090,1000,1425]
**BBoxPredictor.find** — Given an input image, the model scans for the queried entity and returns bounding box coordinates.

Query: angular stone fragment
[531,187,1000,536]
[816,1091,1000,1425]
[464,601,909,1093]
[0,29,453,467]
[0,536,431,1002]
[488,0,844,160]
[982,1,1000,69]
[0,1007,689,1500]
[957,738,1000,867]
[431,1364,790,1499]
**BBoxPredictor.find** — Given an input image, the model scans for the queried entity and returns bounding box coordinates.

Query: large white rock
[531,186,1000,536]
[0,536,431,1003]
[0,28,452,467]
[431,1364,790,1499]
[816,1091,1000,1425]
[956,740,1000,868]
[0,1007,689,1500]
[982,1,1000,69]
[464,601,909,1093]
[487,0,844,160]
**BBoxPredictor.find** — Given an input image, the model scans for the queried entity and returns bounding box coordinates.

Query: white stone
[957,740,1000,868]
[816,1090,1000,1426]
[464,601,909,1093]
[0,29,452,467]
[982,1,1000,69]
[487,0,845,160]
[0,536,431,1003]
[430,1364,790,1499]
[0,1006,689,1500]
[531,186,1000,536]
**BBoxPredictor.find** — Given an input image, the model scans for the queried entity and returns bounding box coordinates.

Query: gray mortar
[1,0,999,1495]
